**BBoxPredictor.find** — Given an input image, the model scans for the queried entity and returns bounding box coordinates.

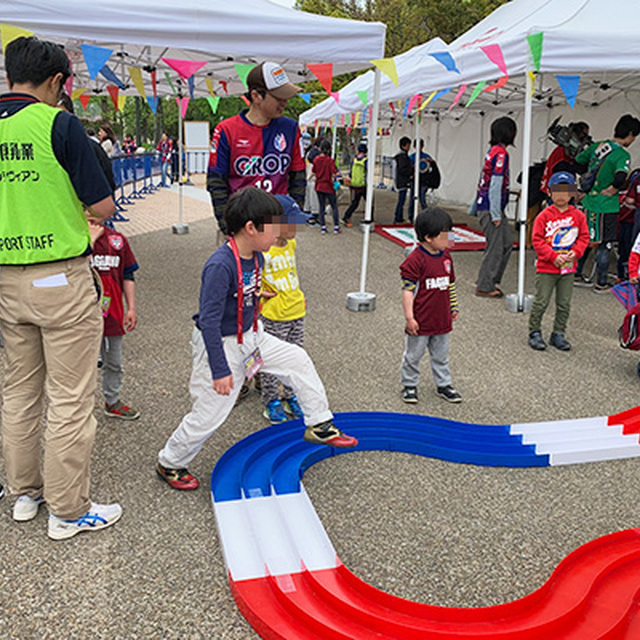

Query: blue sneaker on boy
[282,396,304,419]
[263,399,288,424]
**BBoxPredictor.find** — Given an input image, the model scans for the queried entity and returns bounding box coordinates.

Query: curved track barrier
[211,409,640,639]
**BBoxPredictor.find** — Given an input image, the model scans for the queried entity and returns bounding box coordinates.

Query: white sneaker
[13,495,45,521]
[48,502,123,540]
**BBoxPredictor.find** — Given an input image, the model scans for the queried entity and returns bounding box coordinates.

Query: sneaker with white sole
[282,396,304,419]
[303,421,358,448]
[48,502,123,540]
[13,495,45,521]
[436,385,462,403]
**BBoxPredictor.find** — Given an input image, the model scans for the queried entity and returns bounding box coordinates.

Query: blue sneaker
[282,396,304,419]
[263,399,288,424]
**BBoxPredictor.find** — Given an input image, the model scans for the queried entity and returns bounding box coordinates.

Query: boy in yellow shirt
[260,195,308,422]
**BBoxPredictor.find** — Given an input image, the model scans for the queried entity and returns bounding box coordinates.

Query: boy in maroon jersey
[400,208,461,404]
[89,222,140,419]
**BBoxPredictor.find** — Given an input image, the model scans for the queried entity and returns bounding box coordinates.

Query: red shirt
[540,146,571,195]
[531,204,589,275]
[312,154,337,193]
[400,246,455,335]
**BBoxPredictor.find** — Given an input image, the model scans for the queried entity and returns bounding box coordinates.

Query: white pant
[158,324,333,469]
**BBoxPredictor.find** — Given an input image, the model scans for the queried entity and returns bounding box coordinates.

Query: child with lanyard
[156,188,357,490]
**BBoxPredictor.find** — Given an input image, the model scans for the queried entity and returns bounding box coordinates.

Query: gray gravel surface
[1,188,638,639]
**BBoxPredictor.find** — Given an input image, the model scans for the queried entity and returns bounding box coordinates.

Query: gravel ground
[1,181,638,639]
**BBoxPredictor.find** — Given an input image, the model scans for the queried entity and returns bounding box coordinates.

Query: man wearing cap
[207,62,306,234]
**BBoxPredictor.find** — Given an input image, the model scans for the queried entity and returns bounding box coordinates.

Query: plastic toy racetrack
[211,408,640,639]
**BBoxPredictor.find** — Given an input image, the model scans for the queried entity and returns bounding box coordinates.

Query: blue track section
[211,411,550,503]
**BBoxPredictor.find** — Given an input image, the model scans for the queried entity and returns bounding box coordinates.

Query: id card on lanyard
[228,237,263,379]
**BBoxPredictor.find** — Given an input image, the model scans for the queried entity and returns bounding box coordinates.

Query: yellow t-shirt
[261,239,306,321]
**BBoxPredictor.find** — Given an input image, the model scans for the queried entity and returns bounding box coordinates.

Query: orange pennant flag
[107,85,119,111]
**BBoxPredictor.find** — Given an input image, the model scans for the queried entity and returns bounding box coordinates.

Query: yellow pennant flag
[1,24,33,53]
[128,66,146,98]
[354,111,360,127]
[370,58,399,87]
[71,88,88,101]
[528,71,537,97]
[205,77,216,97]
[118,95,127,112]
[418,91,437,112]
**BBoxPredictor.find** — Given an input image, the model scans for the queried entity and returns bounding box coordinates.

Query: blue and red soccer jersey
[476,143,510,212]
[207,112,305,195]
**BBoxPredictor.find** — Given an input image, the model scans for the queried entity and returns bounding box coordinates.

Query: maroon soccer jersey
[400,246,455,335]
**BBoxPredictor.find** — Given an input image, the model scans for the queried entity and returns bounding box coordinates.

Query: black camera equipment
[547,117,592,158]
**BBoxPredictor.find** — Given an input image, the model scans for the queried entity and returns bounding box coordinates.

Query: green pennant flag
[465,80,487,107]
[356,90,368,107]
[164,71,177,95]
[527,32,543,73]
[206,95,221,115]
[234,63,254,89]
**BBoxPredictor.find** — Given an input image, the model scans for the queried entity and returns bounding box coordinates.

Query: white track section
[510,416,640,465]
[213,483,338,582]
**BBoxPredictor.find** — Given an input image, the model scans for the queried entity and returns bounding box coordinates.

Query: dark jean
[316,190,339,228]
[394,188,408,223]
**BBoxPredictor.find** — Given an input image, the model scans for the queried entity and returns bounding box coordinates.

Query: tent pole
[517,72,534,310]
[346,67,380,312]
[173,94,189,235]
[413,112,420,221]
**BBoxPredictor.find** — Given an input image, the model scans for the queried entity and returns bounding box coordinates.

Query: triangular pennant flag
[146,96,158,114]
[556,74,580,108]
[407,93,421,114]
[428,51,460,74]
[368,106,372,123]
[128,66,146,98]
[350,113,355,126]
[418,91,436,112]
[99,64,126,89]
[480,44,507,76]
[356,90,368,107]
[176,96,189,118]
[346,126,352,135]
[354,111,360,127]
[206,96,220,115]
[528,71,537,96]
[465,80,487,107]
[118,95,127,112]
[205,77,215,97]
[448,84,468,111]
[402,98,410,119]
[306,63,333,95]
[164,72,177,96]
[484,76,509,92]
[370,58,398,86]
[299,92,311,104]
[219,80,229,95]
[78,94,90,110]
[151,69,157,98]
[389,102,396,117]
[331,92,340,103]
[107,85,119,111]
[162,58,207,80]
[234,63,254,89]
[241,95,250,106]
[64,58,73,97]
[81,44,113,81]
[527,32,544,73]
[70,88,87,101]
[187,75,195,100]
[1,24,33,53]
[339,114,345,127]
[431,87,452,104]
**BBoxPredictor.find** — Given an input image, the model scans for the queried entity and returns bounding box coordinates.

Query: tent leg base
[172,223,190,235]
[346,292,376,312]
[505,293,533,313]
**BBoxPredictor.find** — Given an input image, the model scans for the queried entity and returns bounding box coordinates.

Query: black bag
[619,302,640,350]
[579,142,614,194]
[423,160,441,189]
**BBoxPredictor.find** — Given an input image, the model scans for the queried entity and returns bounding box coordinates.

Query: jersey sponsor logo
[550,226,579,251]
[423,276,450,291]
[274,132,287,153]
[444,259,452,274]
[495,153,504,169]
[91,254,121,269]
[237,138,251,149]
[234,154,291,177]
[109,235,123,251]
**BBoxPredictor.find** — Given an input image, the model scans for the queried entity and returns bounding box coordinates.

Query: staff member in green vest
[342,142,368,227]
[0,37,122,540]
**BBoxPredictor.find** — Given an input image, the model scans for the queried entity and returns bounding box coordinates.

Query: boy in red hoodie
[528,172,590,351]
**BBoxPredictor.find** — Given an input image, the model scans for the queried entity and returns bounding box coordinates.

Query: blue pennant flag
[81,44,113,81]
[146,96,159,114]
[556,74,580,108]
[99,64,126,89]
[429,52,460,74]
[299,92,311,104]
[188,75,195,100]
[431,87,452,104]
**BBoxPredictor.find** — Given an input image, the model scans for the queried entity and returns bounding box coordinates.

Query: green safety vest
[351,156,366,188]
[0,102,90,265]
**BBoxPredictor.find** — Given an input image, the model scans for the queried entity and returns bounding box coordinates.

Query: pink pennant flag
[175,96,189,118]
[331,91,340,103]
[481,44,507,76]
[162,58,207,80]
[407,93,422,114]
[447,84,468,112]
[346,126,352,134]
[484,76,509,92]
[368,106,372,122]
[340,114,345,127]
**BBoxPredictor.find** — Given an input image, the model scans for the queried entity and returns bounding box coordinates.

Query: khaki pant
[0,257,103,519]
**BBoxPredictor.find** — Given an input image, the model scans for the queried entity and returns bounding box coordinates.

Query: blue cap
[275,194,311,224]
[548,171,576,186]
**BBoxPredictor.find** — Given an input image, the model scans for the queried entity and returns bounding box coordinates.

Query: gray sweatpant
[476,212,513,293]
[400,333,452,389]
[101,335,124,406]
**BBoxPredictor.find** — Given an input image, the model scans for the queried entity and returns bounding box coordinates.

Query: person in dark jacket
[393,136,412,223]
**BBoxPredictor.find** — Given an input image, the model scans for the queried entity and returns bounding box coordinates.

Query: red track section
[609,406,640,437]
[231,528,640,639]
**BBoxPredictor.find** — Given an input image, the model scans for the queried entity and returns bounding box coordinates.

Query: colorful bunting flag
[431,87,452,104]
[164,72,177,96]
[71,88,87,101]
[527,32,544,73]
[418,91,436,112]
[389,102,396,117]
[480,44,507,76]
[528,71,537,96]
[556,75,580,108]
[407,93,421,114]
[205,77,216,97]
[146,96,159,114]
[299,93,311,104]
[187,75,195,100]
[176,96,189,118]
[129,66,146,98]
[354,111,360,127]
[370,58,398,86]
[466,81,487,107]
[1,23,33,53]
[118,95,127,112]
[151,69,157,98]
[78,94,90,110]
[81,44,113,81]
[448,84,468,111]
[100,65,126,90]
[306,63,333,95]
[428,51,460,74]
[331,92,340,103]
[206,96,220,115]
[234,63,254,89]
[219,80,229,95]
[162,58,207,80]
[107,85,119,111]
[483,76,509,92]
[357,90,368,107]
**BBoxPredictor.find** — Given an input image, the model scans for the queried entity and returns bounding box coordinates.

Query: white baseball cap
[247,62,301,100]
